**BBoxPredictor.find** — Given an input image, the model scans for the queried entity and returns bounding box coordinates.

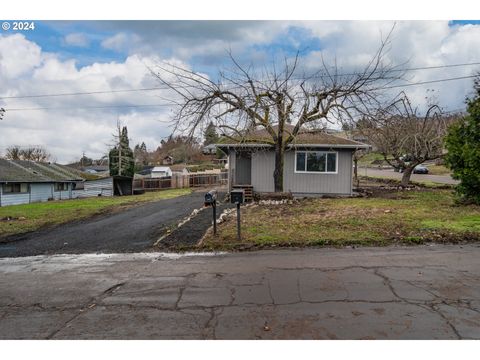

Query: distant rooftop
[0,159,85,183]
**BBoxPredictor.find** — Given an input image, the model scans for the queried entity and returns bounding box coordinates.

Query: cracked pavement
[1,245,479,339]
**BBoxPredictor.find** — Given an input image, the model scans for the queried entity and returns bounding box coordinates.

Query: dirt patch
[155,196,235,250]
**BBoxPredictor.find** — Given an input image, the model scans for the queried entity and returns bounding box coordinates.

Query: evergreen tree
[109,125,135,177]
[445,77,480,204]
[204,121,219,145]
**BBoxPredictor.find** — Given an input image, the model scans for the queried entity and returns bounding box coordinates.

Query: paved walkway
[1,245,479,339]
[359,167,459,185]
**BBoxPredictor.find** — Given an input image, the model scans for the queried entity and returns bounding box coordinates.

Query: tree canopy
[445,77,480,204]
[109,125,135,177]
[151,33,404,191]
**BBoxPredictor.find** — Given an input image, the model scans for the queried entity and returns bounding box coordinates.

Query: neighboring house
[162,155,174,165]
[0,159,84,207]
[202,144,217,155]
[216,125,370,197]
[135,166,155,178]
[135,165,172,178]
[151,166,172,178]
[170,164,190,175]
[72,176,133,198]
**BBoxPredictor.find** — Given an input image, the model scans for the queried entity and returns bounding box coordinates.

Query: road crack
[45,281,126,339]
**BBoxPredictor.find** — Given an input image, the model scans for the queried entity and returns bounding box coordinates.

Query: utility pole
[117,119,122,176]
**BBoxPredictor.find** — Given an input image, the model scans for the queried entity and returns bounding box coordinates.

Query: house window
[54,183,68,191]
[295,151,337,173]
[3,183,29,194]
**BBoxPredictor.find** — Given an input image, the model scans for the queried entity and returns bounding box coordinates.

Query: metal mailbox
[230,189,245,204]
[204,189,217,206]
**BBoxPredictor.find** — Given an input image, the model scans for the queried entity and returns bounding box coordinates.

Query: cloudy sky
[1,20,480,163]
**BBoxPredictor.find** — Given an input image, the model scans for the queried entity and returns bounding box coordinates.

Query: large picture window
[295,151,337,173]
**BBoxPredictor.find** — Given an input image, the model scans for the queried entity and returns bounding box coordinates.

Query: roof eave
[217,143,371,149]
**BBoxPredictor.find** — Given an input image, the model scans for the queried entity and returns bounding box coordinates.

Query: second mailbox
[204,190,217,206]
[230,189,245,204]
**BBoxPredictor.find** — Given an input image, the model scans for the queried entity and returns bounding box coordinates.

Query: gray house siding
[252,151,275,192]
[53,183,72,200]
[0,183,69,206]
[0,189,30,206]
[283,149,353,195]
[246,148,354,195]
[30,183,54,203]
[73,177,113,198]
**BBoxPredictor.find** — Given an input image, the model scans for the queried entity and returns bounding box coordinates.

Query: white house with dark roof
[217,125,370,197]
[0,159,84,206]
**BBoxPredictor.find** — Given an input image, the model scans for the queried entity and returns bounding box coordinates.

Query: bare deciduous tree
[358,94,448,186]
[150,33,404,191]
[5,145,51,162]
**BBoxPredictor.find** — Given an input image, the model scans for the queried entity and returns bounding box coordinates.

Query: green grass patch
[200,189,480,250]
[0,188,191,239]
[427,165,451,175]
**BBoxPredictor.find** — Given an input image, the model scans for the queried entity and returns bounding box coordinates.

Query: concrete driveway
[359,167,459,185]
[1,244,479,339]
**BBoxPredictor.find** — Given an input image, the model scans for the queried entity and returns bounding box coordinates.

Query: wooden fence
[133,172,227,191]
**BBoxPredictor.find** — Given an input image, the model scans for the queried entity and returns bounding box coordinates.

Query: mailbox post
[204,190,218,235]
[230,189,245,241]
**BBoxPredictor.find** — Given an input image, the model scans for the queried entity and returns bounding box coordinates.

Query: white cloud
[0,35,187,163]
[0,33,42,79]
[1,22,480,163]
[64,32,90,47]
[101,32,142,52]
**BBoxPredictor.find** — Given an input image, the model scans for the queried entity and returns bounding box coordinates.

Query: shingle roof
[0,159,85,183]
[217,124,369,148]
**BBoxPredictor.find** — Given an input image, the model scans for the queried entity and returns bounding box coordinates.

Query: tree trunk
[401,166,414,186]
[354,157,359,188]
[273,144,284,192]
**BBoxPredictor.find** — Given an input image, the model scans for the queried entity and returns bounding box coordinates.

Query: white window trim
[294,150,339,174]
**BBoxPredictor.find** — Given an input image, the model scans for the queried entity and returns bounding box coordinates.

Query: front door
[235,151,252,185]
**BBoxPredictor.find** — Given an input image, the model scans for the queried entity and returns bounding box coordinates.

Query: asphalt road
[0,190,224,258]
[359,167,459,185]
[1,245,479,339]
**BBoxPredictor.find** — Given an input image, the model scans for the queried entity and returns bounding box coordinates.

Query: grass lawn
[0,188,191,239]
[427,164,452,175]
[200,188,480,250]
[358,152,385,166]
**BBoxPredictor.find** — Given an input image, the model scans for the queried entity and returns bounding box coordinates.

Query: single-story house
[202,144,217,155]
[162,155,174,165]
[72,176,133,198]
[170,164,190,175]
[135,166,172,179]
[217,125,370,197]
[151,166,172,178]
[0,159,84,207]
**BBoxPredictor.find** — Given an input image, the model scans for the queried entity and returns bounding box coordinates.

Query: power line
[381,74,478,90]
[1,61,479,101]
[3,74,477,113]
[0,86,172,100]
[4,103,173,112]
